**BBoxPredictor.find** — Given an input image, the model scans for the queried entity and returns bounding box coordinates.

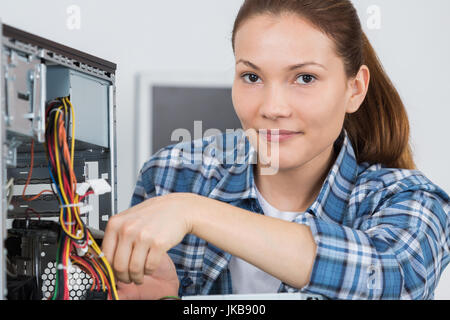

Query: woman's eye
[241,73,262,84]
[296,74,316,85]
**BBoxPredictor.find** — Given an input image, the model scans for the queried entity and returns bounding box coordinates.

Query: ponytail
[343,33,416,169]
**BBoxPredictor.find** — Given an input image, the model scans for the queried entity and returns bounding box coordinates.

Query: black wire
[54,231,64,300]
[52,107,71,184]
[60,97,71,142]
[46,99,88,244]
[46,97,116,299]
[80,257,102,292]
[86,230,115,299]
[100,260,114,298]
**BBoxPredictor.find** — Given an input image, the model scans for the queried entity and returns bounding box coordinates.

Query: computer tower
[0,21,117,300]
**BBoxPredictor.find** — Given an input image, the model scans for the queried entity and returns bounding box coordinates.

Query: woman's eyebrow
[236,59,327,71]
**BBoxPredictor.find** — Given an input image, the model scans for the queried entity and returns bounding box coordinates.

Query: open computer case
[0,20,118,300]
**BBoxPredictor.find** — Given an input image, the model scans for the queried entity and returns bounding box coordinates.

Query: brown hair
[231,0,416,170]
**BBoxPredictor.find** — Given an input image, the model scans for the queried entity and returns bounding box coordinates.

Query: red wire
[46,103,73,300]
[48,139,56,169]
[62,237,69,300]
[89,257,110,294]
[61,170,77,234]
[71,254,100,292]
[57,117,76,191]
[49,100,113,300]
[79,190,94,202]
[25,207,41,221]
[45,101,59,119]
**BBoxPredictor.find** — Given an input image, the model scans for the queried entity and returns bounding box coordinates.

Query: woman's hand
[116,252,179,300]
[102,192,199,285]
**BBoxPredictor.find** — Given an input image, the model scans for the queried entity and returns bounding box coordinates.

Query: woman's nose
[259,85,293,120]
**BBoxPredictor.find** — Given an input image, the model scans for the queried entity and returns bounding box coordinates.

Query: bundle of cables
[44,96,118,300]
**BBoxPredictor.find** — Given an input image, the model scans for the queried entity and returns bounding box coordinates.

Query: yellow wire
[65,97,76,171]
[89,256,107,292]
[88,232,119,300]
[54,109,83,240]
[95,253,109,276]
[69,99,118,298]
[63,97,82,228]
[65,236,71,298]
[54,108,72,236]
[88,234,116,296]
[52,97,118,299]
[61,98,74,190]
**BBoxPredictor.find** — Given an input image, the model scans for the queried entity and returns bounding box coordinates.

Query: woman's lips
[258,129,302,142]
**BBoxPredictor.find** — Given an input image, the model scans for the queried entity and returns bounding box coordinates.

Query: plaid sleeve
[281,190,450,299]
[130,164,157,207]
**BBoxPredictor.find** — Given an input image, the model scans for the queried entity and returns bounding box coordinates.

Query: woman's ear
[346,65,370,114]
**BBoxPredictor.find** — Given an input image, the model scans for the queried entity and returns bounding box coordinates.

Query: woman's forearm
[189,195,318,289]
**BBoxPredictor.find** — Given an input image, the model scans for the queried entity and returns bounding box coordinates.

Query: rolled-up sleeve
[280,190,450,299]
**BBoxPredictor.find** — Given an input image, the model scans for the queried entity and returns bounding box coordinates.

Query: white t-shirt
[228,184,303,294]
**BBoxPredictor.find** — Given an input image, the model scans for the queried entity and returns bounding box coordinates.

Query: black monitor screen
[151,85,242,154]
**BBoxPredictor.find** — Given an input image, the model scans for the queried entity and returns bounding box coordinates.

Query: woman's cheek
[233,89,258,127]
[231,85,245,120]
[292,91,335,126]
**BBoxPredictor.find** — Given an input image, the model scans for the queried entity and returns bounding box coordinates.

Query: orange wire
[57,118,77,196]
[56,116,79,235]
[90,257,108,292]
[71,256,98,292]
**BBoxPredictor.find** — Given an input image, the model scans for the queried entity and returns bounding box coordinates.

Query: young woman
[102,0,450,299]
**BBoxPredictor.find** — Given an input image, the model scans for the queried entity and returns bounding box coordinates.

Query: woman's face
[232,13,368,172]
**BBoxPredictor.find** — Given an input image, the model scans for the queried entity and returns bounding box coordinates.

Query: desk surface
[182,292,325,300]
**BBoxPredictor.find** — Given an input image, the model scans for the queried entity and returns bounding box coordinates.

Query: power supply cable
[44,97,119,300]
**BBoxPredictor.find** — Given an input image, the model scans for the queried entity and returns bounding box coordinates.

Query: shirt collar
[208,129,359,223]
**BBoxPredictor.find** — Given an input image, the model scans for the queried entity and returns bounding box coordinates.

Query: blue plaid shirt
[130,129,450,299]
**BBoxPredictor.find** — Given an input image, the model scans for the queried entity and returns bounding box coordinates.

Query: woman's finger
[129,240,150,285]
[102,215,121,265]
[144,244,164,275]
[113,237,133,283]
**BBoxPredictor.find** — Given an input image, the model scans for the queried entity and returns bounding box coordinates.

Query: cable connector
[76,182,90,196]
[87,179,111,195]
[77,179,111,197]
[75,241,89,257]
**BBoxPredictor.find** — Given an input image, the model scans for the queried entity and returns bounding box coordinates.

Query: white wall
[0,0,448,299]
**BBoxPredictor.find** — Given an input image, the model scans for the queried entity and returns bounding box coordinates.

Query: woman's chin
[256,155,305,174]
